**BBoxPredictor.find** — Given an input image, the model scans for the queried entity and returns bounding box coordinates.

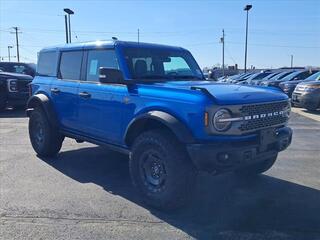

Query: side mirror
[99,67,124,84]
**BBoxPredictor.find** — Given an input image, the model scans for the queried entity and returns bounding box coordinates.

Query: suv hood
[299,81,320,86]
[150,81,288,105]
[0,71,33,80]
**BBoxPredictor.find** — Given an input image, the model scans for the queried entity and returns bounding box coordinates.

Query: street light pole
[63,8,74,43]
[8,46,13,62]
[64,15,69,43]
[290,55,293,68]
[244,4,252,73]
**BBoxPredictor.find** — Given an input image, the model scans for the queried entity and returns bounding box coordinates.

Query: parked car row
[217,69,320,111]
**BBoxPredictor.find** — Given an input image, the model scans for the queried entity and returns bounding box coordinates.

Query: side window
[86,50,119,81]
[59,51,83,80]
[37,51,57,76]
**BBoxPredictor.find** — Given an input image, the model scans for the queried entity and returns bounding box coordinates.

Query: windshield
[305,71,320,81]
[280,71,301,81]
[269,71,291,80]
[123,47,203,81]
[0,63,35,76]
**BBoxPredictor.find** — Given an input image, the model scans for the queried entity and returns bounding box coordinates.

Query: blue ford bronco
[27,40,292,210]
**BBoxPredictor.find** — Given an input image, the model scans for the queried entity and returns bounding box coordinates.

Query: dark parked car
[292,80,320,111]
[261,70,318,88]
[279,71,320,98]
[0,62,35,111]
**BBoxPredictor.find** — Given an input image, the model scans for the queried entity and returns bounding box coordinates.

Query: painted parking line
[291,107,320,122]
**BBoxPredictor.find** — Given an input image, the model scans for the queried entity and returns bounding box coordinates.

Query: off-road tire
[129,129,196,211]
[29,108,64,157]
[235,155,277,176]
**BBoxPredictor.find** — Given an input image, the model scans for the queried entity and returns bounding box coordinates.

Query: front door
[78,49,126,144]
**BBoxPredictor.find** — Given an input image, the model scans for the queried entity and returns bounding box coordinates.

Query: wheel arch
[124,111,195,147]
[26,93,59,128]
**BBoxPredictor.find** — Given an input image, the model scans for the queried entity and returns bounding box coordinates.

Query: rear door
[77,49,126,144]
[50,50,83,131]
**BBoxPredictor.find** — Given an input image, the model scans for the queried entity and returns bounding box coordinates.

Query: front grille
[239,101,289,131]
[17,80,30,93]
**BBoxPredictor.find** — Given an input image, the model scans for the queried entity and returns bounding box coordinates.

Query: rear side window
[37,51,57,76]
[59,51,83,80]
[86,50,118,81]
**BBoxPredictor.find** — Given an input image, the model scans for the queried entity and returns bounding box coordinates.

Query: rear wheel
[235,155,277,176]
[29,108,64,157]
[129,129,196,211]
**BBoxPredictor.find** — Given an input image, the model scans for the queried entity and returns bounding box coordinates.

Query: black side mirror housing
[99,67,124,84]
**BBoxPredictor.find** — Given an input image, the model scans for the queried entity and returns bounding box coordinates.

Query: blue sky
[0,0,319,68]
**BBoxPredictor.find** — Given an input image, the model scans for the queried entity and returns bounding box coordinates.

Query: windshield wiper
[170,75,204,80]
[138,75,166,79]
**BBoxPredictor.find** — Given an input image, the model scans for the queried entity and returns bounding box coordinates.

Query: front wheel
[129,129,196,211]
[29,108,64,157]
[234,155,277,176]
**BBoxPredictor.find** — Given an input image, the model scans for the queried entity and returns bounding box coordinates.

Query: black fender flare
[124,110,195,146]
[26,94,59,128]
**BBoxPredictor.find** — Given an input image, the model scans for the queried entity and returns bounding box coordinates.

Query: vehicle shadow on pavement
[0,108,26,118]
[40,146,320,239]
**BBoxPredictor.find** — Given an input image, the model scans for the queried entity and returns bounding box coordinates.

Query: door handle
[50,88,60,94]
[79,92,91,98]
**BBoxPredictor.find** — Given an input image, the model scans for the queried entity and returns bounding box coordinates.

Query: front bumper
[292,92,320,109]
[7,92,29,107]
[187,126,292,173]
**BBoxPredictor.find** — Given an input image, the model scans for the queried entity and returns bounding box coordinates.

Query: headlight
[213,109,232,132]
[305,85,320,92]
[7,79,18,92]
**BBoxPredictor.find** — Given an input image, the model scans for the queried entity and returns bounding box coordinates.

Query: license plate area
[259,128,277,152]
[292,94,300,102]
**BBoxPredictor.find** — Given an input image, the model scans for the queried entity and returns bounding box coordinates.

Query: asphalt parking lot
[0,109,320,240]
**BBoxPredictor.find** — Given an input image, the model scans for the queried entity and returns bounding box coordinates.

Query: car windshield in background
[280,71,301,81]
[123,47,203,81]
[304,71,320,81]
[269,71,292,80]
[0,63,35,76]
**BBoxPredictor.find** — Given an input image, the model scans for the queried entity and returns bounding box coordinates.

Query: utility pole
[11,27,20,62]
[220,29,225,76]
[8,46,13,62]
[138,28,140,43]
[290,55,293,68]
